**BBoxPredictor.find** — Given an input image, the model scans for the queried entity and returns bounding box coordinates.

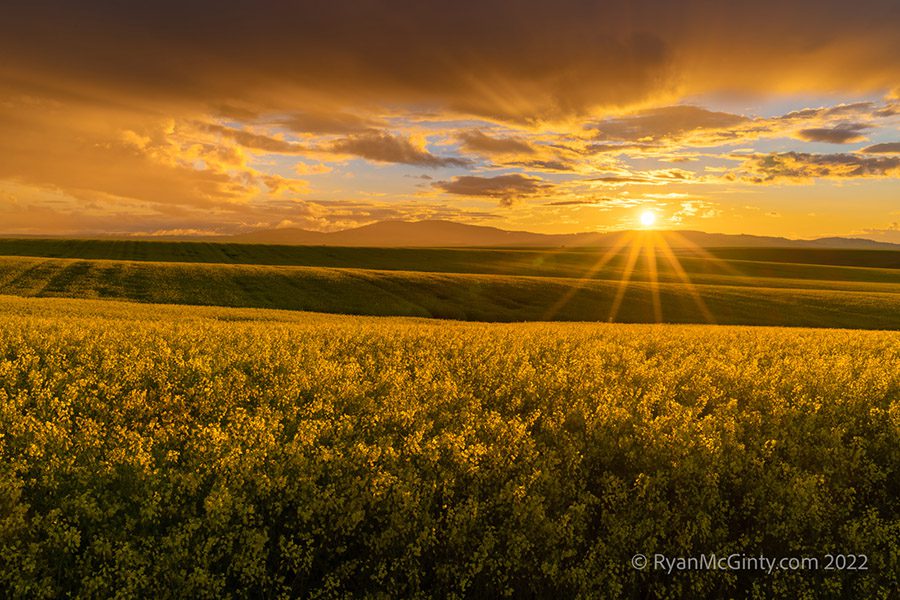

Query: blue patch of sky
[689,91,889,119]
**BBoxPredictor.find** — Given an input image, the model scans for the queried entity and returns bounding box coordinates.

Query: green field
[0,295,897,598]
[2,238,900,271]
[1,239,900,329]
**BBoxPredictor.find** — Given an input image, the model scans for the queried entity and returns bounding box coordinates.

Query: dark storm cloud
[2,1,899,122]
[0,1,666,121]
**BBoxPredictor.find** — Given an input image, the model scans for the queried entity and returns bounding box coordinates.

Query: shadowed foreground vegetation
[0,296,897,598]
[1,256,900,329]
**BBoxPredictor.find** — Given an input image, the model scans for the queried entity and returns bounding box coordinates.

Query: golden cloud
[740,152,900,182]
[457,131,536,155]
[591,106,750,143]
[589,169,697,186]
[278,112,384,135]
[434,174,551,206]
[328,132,469,167]
[201,123,308,154]
[1,1,899,235]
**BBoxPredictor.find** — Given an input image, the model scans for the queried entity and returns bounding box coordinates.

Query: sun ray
[541,231,635,320]
[645,233,663,322]
[655,234,716,324]
[664,231,744,277]
[608,232,645,322]
[543,228,722,324]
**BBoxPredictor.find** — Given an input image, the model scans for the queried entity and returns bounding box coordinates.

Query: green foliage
[2,238,899,329]
[0,296,897,598]
[1,238,899,273]
[1,255,900,329]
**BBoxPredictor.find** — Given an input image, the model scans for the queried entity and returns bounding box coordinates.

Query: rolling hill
[1,255,899,328]
[1,235,899,328]
[8,220,897,249]
[226,220,900,249]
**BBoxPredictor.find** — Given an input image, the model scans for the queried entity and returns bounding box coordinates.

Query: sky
[1,0,899,241]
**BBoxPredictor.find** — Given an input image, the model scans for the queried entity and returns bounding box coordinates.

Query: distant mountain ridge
[226,219,900,250]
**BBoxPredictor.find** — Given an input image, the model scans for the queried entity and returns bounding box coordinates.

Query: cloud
[591,105,750,143]
[1,1,900,236]
[0,102,264,209]
[740,152,900,182]
[202,123,307,154]
[2,1,899,123]
[545,199,612,206]
[780,102,876,120]
[294,162,333,175]
[278,111,384,135]
[588,169,695,185]
[668,199,719,223]
[195,122,475,169]
[856,222,900,244]
[458,130,535,155]
[589,176,650,184]
[328,132,469,167]
[585,142,657,154]
[512,159,576,172]
[434,174,551,205]
[782,100,899,121]
[260,175,309,195]
[456,131,582,172]
[579,99,898,156]
[795,122,870,143]
[859,142,900,154]
[0,175,504,236]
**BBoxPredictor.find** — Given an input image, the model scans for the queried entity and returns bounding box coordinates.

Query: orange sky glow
[1,1,899,241]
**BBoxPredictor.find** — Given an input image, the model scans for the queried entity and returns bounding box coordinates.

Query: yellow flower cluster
[0,296,897,598]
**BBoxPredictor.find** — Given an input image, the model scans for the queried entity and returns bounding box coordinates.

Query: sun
[639,210,656,228]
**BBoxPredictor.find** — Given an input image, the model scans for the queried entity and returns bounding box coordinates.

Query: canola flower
[0,296,897,599]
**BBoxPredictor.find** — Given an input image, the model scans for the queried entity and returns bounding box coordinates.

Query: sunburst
[544,229,724,324]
